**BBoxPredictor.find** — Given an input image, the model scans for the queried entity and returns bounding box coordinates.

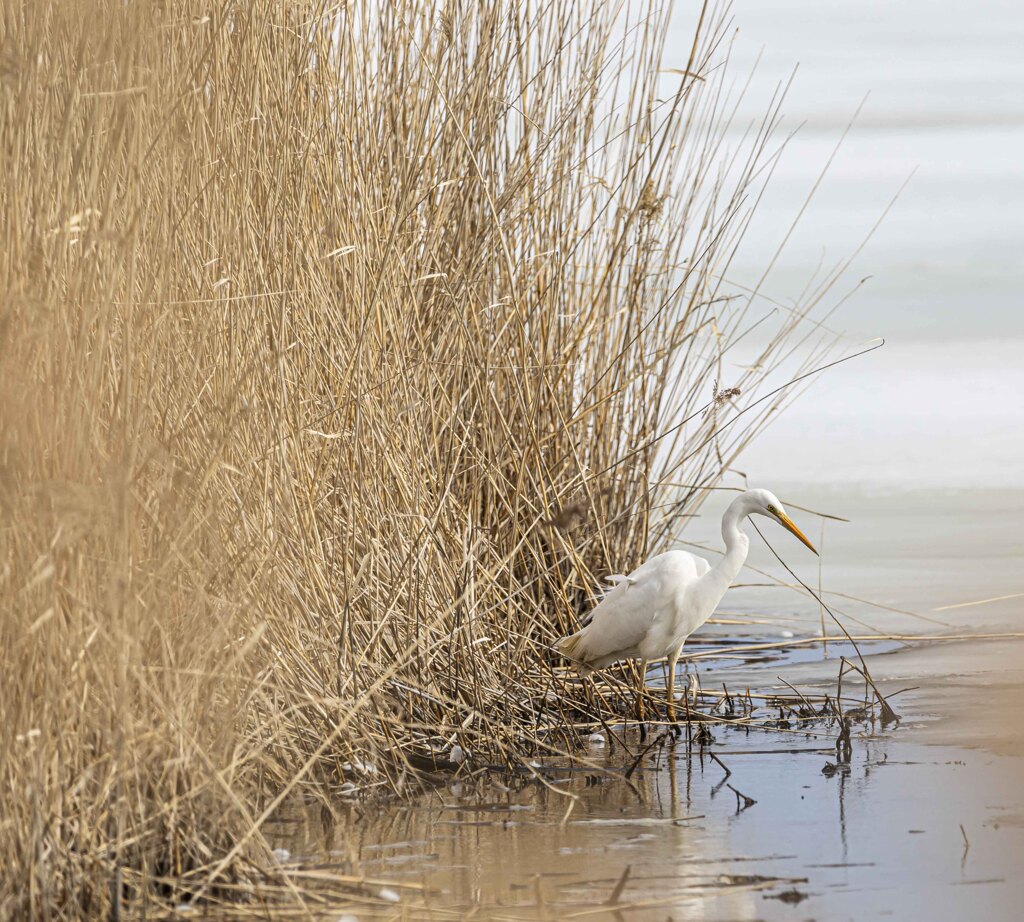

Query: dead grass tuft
[0,0,834,914]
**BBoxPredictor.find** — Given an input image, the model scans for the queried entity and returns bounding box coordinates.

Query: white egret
[556,489,817,723]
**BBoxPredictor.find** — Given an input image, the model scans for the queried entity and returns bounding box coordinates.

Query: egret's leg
[666,650,680,723]
[635,659,648,734]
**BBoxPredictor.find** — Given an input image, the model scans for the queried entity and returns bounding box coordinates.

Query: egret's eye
[766,505,778,516]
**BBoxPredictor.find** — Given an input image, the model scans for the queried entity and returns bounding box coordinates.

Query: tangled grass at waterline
[0,0,847,914]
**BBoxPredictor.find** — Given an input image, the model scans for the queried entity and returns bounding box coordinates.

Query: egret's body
[556,489,816,722]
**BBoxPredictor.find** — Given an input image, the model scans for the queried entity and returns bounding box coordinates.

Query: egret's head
[747,489,818,555]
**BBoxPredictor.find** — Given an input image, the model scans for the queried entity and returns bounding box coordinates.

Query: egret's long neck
[701,497,750,603]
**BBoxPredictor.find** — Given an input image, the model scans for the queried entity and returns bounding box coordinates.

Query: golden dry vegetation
[0,1,831,916]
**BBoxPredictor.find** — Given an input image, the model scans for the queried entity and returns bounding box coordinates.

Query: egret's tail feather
[555,631,595,673]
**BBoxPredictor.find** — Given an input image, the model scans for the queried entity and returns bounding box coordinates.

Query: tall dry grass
[0,0,831,915]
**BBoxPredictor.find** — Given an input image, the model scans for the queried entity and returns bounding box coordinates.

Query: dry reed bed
[0,0,840,916]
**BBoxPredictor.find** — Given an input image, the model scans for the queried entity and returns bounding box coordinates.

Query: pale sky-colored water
[733,338,1024,488]
[667,1,1024,487]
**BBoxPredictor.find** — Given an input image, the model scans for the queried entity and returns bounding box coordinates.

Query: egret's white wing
[565,550,707,667]
[579,577,666,661]
[580,574,634,626]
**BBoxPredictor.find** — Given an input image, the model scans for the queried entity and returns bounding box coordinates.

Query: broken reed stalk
[0,0,845,915]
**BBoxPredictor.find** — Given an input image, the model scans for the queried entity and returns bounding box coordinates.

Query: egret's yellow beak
[776,511,818,555]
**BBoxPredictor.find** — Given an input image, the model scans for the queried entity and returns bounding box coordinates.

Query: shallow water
[267,488,1024,920]
[275,727,1024,920]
